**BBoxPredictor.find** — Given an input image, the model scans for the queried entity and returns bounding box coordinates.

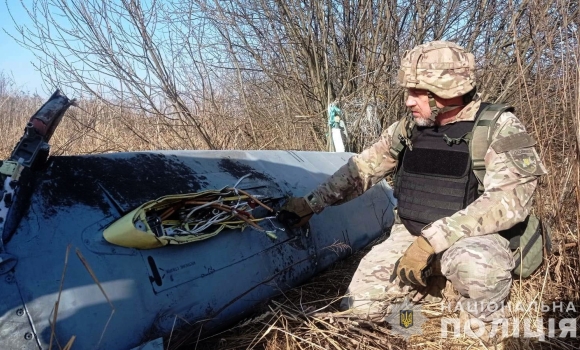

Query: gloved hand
[277,197,314,228]
[390,236,435,287]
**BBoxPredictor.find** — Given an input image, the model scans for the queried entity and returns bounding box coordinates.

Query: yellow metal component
[0,161,18,176]
[103,189,274,249]
[103,208,165,249]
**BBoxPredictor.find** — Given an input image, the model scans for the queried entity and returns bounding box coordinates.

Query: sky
[0,1,46,94]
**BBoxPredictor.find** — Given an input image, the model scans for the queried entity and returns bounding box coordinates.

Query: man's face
[406,88,435,127]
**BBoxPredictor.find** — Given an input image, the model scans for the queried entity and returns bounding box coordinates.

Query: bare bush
[1,0,579,349]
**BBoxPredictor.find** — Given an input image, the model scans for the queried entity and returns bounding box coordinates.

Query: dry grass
[1,54,578,350]
[0,94,323,157]
[1,87,579,350]
[167,245,579,350]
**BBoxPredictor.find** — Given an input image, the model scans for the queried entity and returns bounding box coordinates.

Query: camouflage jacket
[304,99,547,253]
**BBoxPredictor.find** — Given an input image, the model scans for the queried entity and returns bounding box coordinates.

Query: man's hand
[277,197,314,228]
[391,236,435,287]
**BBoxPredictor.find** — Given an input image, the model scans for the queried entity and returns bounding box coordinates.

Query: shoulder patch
[507,148,547,176]
[491,132,536,153]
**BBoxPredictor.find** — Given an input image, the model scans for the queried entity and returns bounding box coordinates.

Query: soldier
[277,41,547,346]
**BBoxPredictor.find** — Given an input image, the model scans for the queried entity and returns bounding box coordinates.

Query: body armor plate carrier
[389,103,550,278]
[394,115,481,235]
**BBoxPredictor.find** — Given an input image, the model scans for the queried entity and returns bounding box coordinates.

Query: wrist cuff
[304,192,325,214]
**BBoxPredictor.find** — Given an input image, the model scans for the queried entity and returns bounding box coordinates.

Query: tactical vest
[391,103,511,234]
[393,117,481,235]
[389,103,550,278]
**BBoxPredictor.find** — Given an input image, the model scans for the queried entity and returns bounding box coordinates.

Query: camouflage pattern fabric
[397,41,476,99]
[421,109,548,253]
[340,224,416,320]
[304,121,398,214]
[441,233,514,322]
[305,98,547,254]
[305,96,546,322]
[341,223,514,322]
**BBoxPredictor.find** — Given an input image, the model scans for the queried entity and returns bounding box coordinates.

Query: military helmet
[398,41,476,99]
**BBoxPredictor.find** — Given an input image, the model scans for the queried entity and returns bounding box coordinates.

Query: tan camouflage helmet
[398,41,476,99]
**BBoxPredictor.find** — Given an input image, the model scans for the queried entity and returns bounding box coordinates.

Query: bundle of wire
[141,175,280,243]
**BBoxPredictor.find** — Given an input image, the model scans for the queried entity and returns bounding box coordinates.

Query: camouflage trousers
[340,223,515,322]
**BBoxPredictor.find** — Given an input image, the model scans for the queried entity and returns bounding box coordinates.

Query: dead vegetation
[1,0,579,349]
[165,237,579,350]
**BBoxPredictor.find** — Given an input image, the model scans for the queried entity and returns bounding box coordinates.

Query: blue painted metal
[0,149,395,349]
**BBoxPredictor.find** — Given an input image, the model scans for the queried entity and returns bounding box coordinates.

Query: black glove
[277,197,314,227]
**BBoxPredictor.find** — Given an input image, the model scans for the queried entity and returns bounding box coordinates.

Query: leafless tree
[6,0,579,152]
[2,1,580,345]
[7,0,224,148]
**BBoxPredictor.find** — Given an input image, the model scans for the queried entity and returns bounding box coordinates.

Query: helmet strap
[427,92,440,122]
[427,91,464,122]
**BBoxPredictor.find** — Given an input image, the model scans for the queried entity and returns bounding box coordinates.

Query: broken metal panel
[3,150,394,349]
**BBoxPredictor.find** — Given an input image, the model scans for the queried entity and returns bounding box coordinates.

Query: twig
[49,244,71,350]
[62,336,76,350]
[75,248,116,348]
